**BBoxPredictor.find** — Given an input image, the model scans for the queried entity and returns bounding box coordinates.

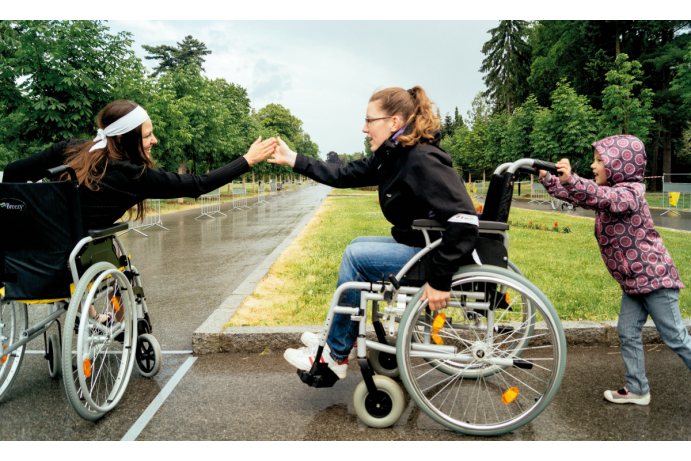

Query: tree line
[0,20,320,182]
[444,20,691,189]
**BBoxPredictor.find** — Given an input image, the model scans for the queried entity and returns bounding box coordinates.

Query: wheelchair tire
[396,265,566,436]
[0,301,27,402]
[62,262,137,421]
[353,375,405,428]
[368,337,399,378]
[135,333,162,378]
[47,334,61,379]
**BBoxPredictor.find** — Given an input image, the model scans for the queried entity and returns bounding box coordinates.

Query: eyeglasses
[365,116,392,126]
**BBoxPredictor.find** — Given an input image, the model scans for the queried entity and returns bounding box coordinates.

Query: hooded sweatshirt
[540,134,684,295]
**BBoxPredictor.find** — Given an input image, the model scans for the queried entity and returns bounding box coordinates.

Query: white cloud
[108,20,496,158]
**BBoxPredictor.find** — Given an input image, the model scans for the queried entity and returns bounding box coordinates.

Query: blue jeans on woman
[326,236,422,362]
[618,288,691,395]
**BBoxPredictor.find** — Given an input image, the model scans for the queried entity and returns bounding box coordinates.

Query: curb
[197,318,691,354]
[192,189,327,354]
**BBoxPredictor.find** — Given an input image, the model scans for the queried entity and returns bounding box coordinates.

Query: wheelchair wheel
[135,333,162,378]
[46,334,61,379]
[61,262,137,421]
[397,265,566,436]
[353,375,405,428]
[0,300,27,402]
[368,337,399,378]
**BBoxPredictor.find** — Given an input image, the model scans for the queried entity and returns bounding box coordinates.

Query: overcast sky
[108,21,497,159]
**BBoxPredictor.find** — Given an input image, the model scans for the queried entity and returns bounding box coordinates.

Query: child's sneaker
[300,331,357,360]
[284,342,348,379]
[603,387,650,405]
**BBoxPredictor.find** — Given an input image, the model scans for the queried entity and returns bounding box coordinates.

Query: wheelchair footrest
[297,363,340,388]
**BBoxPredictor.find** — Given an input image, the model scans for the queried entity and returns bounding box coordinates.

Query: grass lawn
[330,188,378,195]
[227,195,690,327]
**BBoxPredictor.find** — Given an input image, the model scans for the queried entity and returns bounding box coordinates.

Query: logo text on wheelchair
[0,198,26,211]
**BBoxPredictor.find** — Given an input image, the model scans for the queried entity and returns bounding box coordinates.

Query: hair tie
[407,89,415,97]
[89,105,149,152]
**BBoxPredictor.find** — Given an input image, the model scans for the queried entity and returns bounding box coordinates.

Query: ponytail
[369,86,440,147]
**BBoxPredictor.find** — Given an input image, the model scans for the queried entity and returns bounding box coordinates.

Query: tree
[531,80,600,166]
[295,132,320,159]
[453,107,465,131]
[0,20,145,144]
[364,136,373,156]
[254,103,303,145]
[142,35,212,77]
[480,20,532,114]
[599,53,655,144]
[326,151,342,165]
[466,92,492,129]
[441,112,454,138]
[503,95,542,162]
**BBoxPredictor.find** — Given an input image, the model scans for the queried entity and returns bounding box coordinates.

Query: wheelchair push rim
[0,300,27,401]
[397,266,566,436]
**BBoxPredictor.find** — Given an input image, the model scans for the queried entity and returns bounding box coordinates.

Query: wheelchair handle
[518,160,561,177]
[45,165,78,182]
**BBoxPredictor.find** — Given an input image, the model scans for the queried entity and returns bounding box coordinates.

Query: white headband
[90,106,150,152]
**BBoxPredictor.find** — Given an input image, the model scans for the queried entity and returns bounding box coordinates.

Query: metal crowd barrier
[269,181,278,200]
[661,174,691,216]
[196,188,227,219]
[119,199,169,237]
[254,184,269,205]
[474,180,487,199]
[231,183,251,211]
[529,182,550,205]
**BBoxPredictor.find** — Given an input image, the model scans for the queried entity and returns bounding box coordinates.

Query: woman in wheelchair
[3,99,277,233]
[268,86,479,378]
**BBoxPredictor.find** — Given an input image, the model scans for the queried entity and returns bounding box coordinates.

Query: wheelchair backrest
[479,172,514,223]
[0,179,84,300]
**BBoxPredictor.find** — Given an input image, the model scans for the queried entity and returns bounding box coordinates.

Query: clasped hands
[242,135,298,168]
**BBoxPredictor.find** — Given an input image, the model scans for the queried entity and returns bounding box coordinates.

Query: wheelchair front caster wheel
[46,334,61,379]
[368,338,399,378]
[135,333,162,378]
[353,375,405,428]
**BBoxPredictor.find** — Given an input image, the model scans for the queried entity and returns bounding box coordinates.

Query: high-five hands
[421,284,450,311]
[243,136,278,166]
[539,158,571,184]
[267,136,298,168]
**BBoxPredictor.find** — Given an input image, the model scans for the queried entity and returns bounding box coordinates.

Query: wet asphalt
[2,346,690,440]
[3,185,691,440]
[500,197,691,232]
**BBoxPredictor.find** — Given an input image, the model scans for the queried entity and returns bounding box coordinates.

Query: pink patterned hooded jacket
[540,134,684,295]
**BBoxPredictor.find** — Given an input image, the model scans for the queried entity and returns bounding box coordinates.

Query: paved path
[495,197,691,232]
[2,346,690,440]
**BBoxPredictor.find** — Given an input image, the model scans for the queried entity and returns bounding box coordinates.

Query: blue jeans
[326,236,422,362]
[618,288,691,395]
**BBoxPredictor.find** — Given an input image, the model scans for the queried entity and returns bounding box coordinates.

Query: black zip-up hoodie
[293,130,478,291]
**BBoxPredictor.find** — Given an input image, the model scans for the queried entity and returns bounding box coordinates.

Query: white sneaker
[284,343,348,379]
[603,387,651,405]
[301,331,358,360]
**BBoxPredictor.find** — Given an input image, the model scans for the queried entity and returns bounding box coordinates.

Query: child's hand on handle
[555,158,571,184]
[243,136,278,166]
[267,136,298,168]
[421,284,450,311]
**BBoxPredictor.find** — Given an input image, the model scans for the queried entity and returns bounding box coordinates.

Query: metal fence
[196,188,227,219]
[528,182,550,205]
[119,199,168,237]
[254,184,269,205]
[269,181,278,200]
[661,174,691,216]
[231,183,251,211]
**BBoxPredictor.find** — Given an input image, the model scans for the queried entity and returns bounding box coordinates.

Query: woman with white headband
[3,100,277,232]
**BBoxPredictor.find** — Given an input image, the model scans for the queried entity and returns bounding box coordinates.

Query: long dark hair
[61,100,154,221]
[370,86,439,147]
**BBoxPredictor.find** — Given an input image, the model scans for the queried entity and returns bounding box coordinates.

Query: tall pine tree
[143,35,212,77]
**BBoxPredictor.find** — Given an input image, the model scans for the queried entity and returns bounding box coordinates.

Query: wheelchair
[1,166,162,421]
[298,159,567,436]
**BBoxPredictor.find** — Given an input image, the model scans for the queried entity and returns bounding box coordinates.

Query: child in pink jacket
[539,134,688,405]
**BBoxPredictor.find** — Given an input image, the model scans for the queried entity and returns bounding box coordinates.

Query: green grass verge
[226,196,690,327]
[330,188,378,195]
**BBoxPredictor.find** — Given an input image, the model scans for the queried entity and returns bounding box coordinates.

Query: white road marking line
[23,350,193,355]
[121,356,197,441]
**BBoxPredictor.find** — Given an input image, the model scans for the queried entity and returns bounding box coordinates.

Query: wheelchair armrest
[412,219,509,231]
[88,222,129,238]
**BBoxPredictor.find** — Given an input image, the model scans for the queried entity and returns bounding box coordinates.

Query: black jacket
[293,131,478,291]
[3,139,249,232]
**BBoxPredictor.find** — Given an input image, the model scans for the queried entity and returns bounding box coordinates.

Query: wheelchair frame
[297,158,567,436]
[1,168,162,421]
